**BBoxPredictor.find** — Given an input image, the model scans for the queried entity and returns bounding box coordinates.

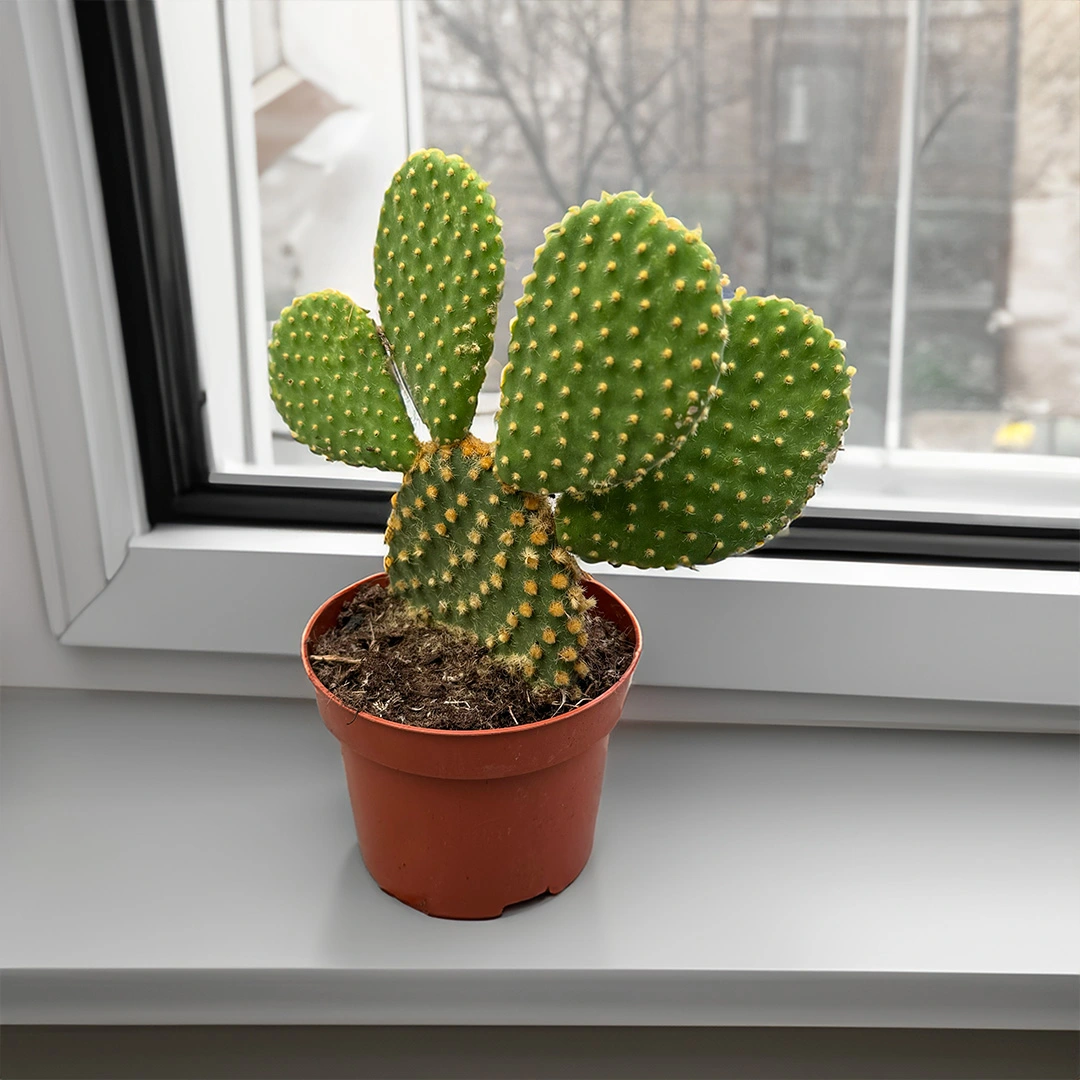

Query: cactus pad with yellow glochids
[375,149,505,442]
[495,192,728,496]
[384,437,591,688]
[553,293,855,568]
[268,289,417,470]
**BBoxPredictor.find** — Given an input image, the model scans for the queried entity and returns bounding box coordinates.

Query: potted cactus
[271,149,854,919]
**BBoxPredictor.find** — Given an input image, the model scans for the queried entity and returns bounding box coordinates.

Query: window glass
[905,0,1079,458]
[413,0,1078,459]
[181,0,1080,509]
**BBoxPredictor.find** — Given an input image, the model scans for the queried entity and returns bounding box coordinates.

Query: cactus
[268,289,418,470]
[553,291,855,568]
[496,193,728,495]
[269,149,855,694]
[375,149,504,442]
[384,435,590,688]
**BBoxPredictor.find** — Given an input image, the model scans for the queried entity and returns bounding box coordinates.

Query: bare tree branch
[424,0,692,212]
[919,90,971,158]
[423,82,503,98]
[573,60,598,197]
[578,112,623,197]
[569,5,649,189]
[760,0,790,291]
[515,1,549,161]
[693,0,708,167]
[620,0,645,188]
[425,0,569,208]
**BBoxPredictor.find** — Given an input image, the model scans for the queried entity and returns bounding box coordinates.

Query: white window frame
[2,0,1078,724]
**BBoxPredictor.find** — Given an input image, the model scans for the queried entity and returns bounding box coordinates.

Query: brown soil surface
[309,583,635,731]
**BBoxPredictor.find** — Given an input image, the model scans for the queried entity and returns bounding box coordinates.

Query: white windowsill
[2,687,1076,1029]
[57,524,1080,710]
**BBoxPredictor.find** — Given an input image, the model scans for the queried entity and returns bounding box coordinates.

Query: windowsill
[2,687,1076,1029]
[57,525,1080,709]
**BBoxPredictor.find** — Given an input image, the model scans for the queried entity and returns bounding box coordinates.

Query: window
[778,66,812,146]
[78,0,1079,564]
[4,0,1075,705]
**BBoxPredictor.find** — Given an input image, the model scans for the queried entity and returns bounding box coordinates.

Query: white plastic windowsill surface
[2,687,1077,1029]
[59,525,1080,708]
[122,524,1075,591]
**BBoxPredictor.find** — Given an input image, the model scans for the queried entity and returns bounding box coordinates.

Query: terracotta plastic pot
[302,573,641,919]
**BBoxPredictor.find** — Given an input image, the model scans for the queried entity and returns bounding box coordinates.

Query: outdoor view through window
[240,0,1078,517]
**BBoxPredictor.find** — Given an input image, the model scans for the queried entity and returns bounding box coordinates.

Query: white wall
[0,361,309,698]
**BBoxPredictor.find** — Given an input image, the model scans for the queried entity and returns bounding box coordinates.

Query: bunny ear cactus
[384,436,591,688]
[269,149,854,695]
[270,150,586,693]
[375,149,504,441]
[496,192,728,495]
[268,289,418,470]
[553,290,855,568]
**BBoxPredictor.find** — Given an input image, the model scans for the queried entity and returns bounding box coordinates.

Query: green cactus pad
[375,149,505,442]
[385,436,593,689]
[268,289,418,470]
[555,292,855,568]
[494,191,728,496]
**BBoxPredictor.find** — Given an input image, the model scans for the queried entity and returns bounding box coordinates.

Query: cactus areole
[271,149,855,695]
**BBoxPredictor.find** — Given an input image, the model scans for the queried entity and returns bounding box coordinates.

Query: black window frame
[75,0,1079,569]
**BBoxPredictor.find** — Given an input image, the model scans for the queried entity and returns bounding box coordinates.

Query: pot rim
[301,572,641,740]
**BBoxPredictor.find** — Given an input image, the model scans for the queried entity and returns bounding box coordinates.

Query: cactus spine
[270,149,855,693]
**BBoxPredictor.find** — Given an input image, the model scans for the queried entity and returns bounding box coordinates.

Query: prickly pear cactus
[384,436,591,688]
[270,148,855,694]
[553,291,855,568]
[268,290,417,470]
[375,149,504,442]
[495,192,728,496]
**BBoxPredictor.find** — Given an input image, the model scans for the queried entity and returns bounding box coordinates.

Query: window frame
[3,0,1077,718]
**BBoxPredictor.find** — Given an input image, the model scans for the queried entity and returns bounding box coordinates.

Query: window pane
[156,0,1079,516]
[416,0,1079,462]
[228,0,413,473]
[252,1,406,322]
[417,0,905,452]
[905,0,1079,457]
